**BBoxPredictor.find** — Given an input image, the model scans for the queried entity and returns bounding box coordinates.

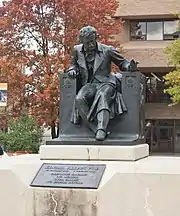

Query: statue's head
[79,26,99,52]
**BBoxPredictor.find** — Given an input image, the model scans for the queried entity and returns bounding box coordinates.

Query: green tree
[164,17,180,104]
[0,114,43,153]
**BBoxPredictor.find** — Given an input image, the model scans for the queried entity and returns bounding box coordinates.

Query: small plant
[0,114,43,153]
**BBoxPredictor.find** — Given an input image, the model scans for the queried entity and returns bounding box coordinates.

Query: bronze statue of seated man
[66,26,138,141]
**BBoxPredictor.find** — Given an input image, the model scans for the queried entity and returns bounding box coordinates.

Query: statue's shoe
[95,129,107,141]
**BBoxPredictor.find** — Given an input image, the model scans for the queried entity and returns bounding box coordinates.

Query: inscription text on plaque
[31,163,106,189]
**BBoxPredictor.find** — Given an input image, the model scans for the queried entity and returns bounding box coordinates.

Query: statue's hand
[121,59,139,72]
[128,59,139,72]
[67,69,78,79]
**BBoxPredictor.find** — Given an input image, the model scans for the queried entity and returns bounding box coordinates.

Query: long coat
[68,42,130,86]
[68,42,129,123]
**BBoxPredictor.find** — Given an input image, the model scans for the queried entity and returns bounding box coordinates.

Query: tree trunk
[51,124,57,139]
[51,122,59,139]
[57,123,59,138]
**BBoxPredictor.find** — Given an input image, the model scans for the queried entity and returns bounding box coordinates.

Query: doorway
[146,120,174,153]
[156,126,173,152]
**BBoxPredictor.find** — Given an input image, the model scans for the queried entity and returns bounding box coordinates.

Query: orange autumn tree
[1,0,123,138]
[0,56,28,130]
[1,0,64,138]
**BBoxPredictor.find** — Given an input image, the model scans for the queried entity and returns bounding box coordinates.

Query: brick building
[116,0,180,153]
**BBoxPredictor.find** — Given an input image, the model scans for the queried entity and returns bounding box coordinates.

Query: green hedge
[0,115,43,153]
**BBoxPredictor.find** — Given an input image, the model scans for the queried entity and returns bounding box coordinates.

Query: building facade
[116,0,180,153]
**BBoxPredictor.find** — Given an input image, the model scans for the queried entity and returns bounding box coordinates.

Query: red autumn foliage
[0,56,28,130]
[0,0,123,137]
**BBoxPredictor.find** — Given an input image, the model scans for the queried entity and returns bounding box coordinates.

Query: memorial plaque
[31,163,106,189]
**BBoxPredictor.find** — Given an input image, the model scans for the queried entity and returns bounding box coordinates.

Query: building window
[130,20,179,41]
[147,22,163,40]
[164,21,180,40]
[130,22,146,40]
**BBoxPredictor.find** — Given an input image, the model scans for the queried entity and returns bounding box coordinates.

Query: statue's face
[82,34,97,52]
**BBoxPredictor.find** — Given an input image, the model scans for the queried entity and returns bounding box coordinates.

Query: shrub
[0,114,43,153]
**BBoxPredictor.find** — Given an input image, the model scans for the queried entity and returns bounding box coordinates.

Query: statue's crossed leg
[75,99,97,134]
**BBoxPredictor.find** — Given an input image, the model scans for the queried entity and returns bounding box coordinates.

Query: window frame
[130,19,179,41]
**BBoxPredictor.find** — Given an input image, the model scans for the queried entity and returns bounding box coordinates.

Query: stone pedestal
[39,144,149,161]
[1,154,180,216]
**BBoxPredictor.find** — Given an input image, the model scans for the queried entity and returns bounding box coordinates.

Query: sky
[0,0,10,6]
